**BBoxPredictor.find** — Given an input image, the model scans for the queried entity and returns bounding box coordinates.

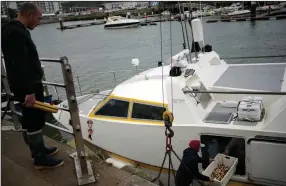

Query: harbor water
[32,18,286,91]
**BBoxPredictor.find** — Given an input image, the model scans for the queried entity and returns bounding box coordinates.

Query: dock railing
[1,56,96,185]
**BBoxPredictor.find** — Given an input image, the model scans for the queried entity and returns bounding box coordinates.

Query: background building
[1,1,17,15]
[1,1,62,15]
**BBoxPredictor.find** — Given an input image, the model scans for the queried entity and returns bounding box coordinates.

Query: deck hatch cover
[203,112,233,124]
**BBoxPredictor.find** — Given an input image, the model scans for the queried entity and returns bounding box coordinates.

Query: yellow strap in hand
[33,101,58,113]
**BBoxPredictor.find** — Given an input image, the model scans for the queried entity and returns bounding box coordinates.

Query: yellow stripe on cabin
[87,94,169,125]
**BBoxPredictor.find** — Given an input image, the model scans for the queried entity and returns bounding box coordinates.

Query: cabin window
[95,99,129,118]
[131,102,166,121]
[200,135,246,176]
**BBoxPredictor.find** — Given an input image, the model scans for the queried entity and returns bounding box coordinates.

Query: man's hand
[24,94,36,107]
[209,158,214,162]
[209,177,214,182]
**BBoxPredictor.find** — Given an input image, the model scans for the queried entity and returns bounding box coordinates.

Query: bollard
[251,2,256,18]
[59,17,64,30]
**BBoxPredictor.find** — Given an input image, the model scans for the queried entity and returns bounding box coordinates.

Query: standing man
[175,140,213,186]
[1,2,64,169]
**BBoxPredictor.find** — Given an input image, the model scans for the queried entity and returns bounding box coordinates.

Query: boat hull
[53,109,286,186]
[104,22,140,29]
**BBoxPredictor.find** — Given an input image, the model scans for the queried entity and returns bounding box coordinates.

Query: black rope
[182,3,191,53]
[169,152,176,183]
[184,14,191,64]
[169,6,174,114]
[159,12,165,108]
[187,2,198,60]
[178,2,187,50]
[184,15,191,52]
[168,151,171,186]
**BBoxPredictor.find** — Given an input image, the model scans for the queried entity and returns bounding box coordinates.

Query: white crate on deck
[202,153,238,186]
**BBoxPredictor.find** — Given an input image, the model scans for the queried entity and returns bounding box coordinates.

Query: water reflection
[250,20,256,28]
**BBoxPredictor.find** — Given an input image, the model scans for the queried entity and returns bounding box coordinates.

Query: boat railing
[39,65,153,101]
[72,67,153,97]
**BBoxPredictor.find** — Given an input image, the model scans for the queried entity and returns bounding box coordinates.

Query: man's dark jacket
[175,147,210,186]
[2,19,43,96]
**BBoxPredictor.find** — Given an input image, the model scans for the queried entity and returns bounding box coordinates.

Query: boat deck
[203,101,260,127]
[214,63,286,91]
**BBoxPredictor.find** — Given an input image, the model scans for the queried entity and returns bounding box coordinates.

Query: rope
[152,112,204,186]
[188,2,198,61]
[169,6,174,114]
[159,12,165,108]
[183,10,191,63]
[178,2,191,64]
[178,2,187,50]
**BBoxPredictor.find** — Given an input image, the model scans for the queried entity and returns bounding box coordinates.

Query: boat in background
[104,16,140,29]
[227,9,251,17]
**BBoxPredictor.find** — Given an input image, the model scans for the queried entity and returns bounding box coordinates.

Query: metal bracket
[70,152,96,185]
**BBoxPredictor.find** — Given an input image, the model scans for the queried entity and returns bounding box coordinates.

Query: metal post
[1,58,22,130]
[76,76,83,96]
[59,17,64,30]
[53,86,60,101]
[113,72,116,86]
[251,1,256,18]
[41,65,50,97]
[60,56,95,185]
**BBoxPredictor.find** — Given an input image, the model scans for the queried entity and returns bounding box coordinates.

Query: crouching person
[175,140,213,186]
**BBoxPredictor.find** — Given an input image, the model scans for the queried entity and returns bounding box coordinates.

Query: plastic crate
[202,153,238,186]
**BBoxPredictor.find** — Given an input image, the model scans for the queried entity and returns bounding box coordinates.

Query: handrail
[220,54,286,60]
[37,58,63,63]
[1,55,62,63]
[183,90,286,95]
[76,67,150,78]
[73,67,150,96]
[42,81,66,88]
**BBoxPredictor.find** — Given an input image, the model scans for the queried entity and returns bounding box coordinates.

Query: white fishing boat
[104,16,140,29]
[223,3,242,13]
[53,18,286,186]
[161,10,171,16]
[227,10,251,17]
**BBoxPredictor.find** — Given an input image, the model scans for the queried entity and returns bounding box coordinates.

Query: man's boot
[27,130,64,169]
[22,131,59,158]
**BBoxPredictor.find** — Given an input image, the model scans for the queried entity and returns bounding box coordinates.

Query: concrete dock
[206,15,286,23]
[1,117,158,186]
[57,20,106,30]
